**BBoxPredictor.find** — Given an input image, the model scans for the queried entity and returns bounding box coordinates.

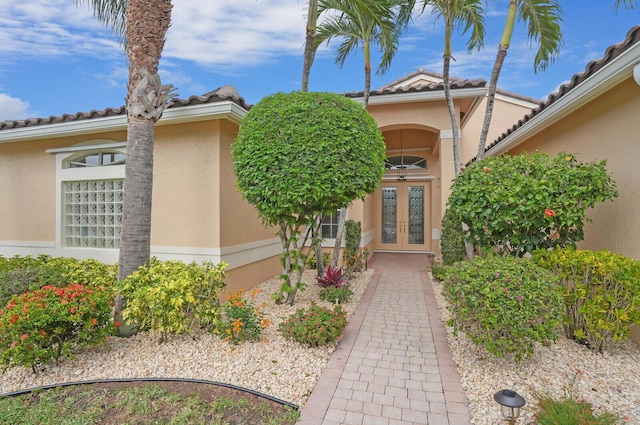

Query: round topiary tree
[232,91,386,305]
[448,152,618,257]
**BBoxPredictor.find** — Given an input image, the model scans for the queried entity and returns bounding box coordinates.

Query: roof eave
[360,87,488,106]
[485,42,640,157]
[0,101,247,144]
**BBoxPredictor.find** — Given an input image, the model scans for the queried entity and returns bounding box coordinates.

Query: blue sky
[0,1,638,122]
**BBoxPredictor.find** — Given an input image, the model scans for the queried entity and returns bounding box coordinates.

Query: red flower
[545,209,556,217]
[114,321,121,328]
[9,314,19,325]
[20,334,28,341]
[69,307,76,314]
[91,318,98,326]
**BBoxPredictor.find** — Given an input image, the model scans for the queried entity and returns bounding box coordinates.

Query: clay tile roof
[483,25,640,155]
[0,85,249,132]
[343,76,486,99]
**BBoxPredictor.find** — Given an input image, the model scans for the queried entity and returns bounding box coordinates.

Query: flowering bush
[0,255,116,307]
[217,289,270,345]
[443,255,563,361]
[318,286,353,304]
[0,283,115,372]
[118,259,227,343]
[449,152,618,256]
[532,247,640,353]
[279,304,347,347]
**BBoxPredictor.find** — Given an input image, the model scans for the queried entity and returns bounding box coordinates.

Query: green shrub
[305,252,330,270]
[279,304,347,346]
[448,152,618,257]
[430,263,448,282]
[443,256,563,361]
[318,286,353,304]
[440,208,466,265]
[532,247,640,353]
[217,289,269,345]
[0,256,117,307]
[342,220,367,276]
[118,259,227,343]
[0,283,115,372]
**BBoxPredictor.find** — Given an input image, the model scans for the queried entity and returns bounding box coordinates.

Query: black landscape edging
[0,377,299,410]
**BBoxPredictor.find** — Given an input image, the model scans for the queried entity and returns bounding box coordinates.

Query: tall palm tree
[475,0,563,159]
[314,0,405,108]
[79,0,176,333]
[417,0,485,177]
[310,0,412,268]
[302,0,319,92]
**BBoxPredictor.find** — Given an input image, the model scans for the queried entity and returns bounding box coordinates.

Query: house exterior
[480,25,640,342]
[1,25,637,299]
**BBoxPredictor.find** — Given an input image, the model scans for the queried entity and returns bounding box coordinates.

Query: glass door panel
[379,182,428,251]
[381,187,397,244]
[408,186,424,245]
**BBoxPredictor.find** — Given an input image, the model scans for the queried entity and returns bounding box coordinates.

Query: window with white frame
[321,209,344,239]
[48,141,126,250]
[64,179,123,248]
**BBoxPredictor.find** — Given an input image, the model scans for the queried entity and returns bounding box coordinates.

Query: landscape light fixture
[494,389,526,425]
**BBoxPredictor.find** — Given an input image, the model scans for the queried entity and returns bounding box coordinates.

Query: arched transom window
[385,155,427,170]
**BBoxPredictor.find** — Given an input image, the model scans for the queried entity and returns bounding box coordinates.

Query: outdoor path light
[494,389,526,425]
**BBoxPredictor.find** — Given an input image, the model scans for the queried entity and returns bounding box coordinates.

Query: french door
[378,182,430,252]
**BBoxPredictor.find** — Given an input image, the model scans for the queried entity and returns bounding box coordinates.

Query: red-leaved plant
[316,265,347,288]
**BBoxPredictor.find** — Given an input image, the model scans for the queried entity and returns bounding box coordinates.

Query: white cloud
[0,93,32,121]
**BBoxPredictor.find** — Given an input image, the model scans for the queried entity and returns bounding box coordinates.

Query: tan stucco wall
[507,78,640,260]
[0,130,127,244]
[218,120,277,248]
[152,121,221,247]
[461,96,537,165]
[0,139,57,241]
[369,101,453,132]
[224,255,281,294]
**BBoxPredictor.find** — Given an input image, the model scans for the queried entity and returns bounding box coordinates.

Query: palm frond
[519,0,564,72]
[75,0,127,42]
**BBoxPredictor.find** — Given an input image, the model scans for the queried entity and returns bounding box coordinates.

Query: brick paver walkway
[297,253,471,425]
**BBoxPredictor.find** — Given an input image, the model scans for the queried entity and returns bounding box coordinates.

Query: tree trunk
[442,55,461,177]
[330,208,347,268]
[301,0,318,92]
[363,41,372,109]
[314,216,325,277]
[115,0,173,336]
[476,46,508,159]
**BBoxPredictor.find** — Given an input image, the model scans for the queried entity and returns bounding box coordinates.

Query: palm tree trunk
[476,46,508,159]
[363,41,372,109]
[442,56,461,177]
[117,115,155,283]
[115,0,173,335]
[476,0,516,159]
[302,0,318,92]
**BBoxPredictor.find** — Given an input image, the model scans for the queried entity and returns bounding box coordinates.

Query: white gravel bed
[0,269,373,408]
[431,276,640,425]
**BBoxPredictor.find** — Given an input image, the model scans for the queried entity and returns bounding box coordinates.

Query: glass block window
[321,211,340,239]
[64,179,123,248]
